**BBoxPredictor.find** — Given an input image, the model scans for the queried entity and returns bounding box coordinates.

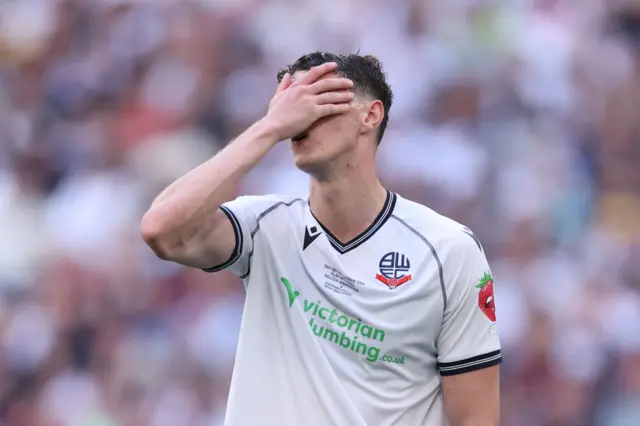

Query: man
[141,52,501,426]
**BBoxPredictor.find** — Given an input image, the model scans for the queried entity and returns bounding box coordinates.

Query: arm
[442,366,500,426]
[141,120,279,269]
[436,228,501,426]
[141,62,354,271]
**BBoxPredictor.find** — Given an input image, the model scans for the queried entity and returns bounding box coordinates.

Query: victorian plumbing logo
[280,277,405,365]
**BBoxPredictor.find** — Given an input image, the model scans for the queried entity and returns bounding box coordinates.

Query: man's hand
[265,62,354,141]
[141,63,354,271]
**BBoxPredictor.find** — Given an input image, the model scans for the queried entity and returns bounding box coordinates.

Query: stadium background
[1,0,639,425]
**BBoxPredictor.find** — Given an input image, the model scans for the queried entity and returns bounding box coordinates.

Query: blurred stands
[0,0,639,425]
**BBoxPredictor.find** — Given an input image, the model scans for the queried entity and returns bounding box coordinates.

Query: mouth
[291,131,309,143]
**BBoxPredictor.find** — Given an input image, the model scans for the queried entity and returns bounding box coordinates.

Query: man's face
[289,71,363,175]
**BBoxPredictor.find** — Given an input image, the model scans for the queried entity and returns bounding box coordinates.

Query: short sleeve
[436,228,502,376]
[201,195,277,277]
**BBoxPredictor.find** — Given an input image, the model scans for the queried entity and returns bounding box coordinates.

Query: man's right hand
[264,62,355,142]
[142,64,353,271]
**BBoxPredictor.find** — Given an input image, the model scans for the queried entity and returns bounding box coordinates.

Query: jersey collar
[309,191,397,254]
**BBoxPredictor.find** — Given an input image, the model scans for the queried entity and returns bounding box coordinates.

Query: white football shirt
[204,191,501,426]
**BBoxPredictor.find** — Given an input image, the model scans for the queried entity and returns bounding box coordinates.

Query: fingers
[276,73,292,94]
[309,77,353,94]
[316,91,354,105]
[317,103,352,117]
[293,62,338,86]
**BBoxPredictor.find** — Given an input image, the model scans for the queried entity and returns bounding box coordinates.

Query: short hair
[277,52,394,146]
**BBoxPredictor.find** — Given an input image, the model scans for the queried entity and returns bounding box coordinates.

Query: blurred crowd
[1,0,639,425]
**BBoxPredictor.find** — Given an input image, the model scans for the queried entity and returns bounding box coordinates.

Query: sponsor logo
[280,277,405,365]
[303,225,322,250]
[375,252,412,289]
[476,272,496,322]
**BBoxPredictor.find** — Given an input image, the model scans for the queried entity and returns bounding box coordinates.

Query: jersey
[204,191,501,426]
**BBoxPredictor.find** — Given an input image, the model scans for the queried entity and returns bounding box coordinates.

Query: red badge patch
[476,272,496,322]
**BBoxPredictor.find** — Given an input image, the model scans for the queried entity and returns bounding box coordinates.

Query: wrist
[253,116,285,145]
[228,118,280,163]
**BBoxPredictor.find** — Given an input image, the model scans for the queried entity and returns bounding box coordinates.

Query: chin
[290,136,348,175]
[291,139,324,171]
[293,154,326,175]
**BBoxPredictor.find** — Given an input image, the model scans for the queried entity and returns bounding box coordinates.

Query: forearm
[144,118,278,235]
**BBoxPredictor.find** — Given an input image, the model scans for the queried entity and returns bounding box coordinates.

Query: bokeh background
[1,0,640,425]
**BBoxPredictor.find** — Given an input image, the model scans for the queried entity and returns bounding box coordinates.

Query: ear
[361,100,384,134]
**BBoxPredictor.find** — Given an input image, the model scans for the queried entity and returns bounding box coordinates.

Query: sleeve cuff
[202,205,243,273]
[438,350,502,376]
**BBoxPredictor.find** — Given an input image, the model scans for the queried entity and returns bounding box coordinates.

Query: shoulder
[233,193,306,206]
[391,194,482,258]
[225,193,307,216]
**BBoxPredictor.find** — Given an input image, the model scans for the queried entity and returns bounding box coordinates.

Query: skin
[141,61,500,426]
[286,69,388,242]
[443,366,500,426]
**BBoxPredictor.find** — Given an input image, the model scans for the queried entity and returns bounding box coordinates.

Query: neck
[308,156,387,244]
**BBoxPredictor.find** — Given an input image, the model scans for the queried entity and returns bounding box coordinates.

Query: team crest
[476,272,496,322]
[375,252,412,289]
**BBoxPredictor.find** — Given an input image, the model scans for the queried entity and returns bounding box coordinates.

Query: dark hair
[277,52,394,145]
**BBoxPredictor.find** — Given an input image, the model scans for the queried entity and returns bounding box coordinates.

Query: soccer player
[141,53,501,426]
